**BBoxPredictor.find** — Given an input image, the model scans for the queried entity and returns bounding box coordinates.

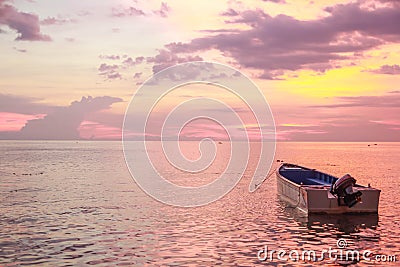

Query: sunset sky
[1,0,400,141]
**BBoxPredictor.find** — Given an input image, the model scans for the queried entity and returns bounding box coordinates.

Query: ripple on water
[0,141,399,266]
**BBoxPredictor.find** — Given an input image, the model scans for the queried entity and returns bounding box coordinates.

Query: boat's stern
[306,186,381,214]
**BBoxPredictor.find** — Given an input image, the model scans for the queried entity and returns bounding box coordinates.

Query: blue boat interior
[279,166,338,186]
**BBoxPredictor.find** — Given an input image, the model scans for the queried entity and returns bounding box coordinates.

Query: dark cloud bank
[145,1,400,79]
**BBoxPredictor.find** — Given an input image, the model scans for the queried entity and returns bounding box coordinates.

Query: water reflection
[0,141,398,266]
[306,214,379,234]
[279,200,379,234]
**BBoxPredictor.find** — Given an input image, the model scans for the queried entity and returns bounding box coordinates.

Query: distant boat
[276,163,380,214]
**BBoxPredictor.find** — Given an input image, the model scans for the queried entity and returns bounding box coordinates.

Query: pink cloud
[78,120,122,140]
[153,2,170,18]
[0,96,122,140]
[0,112,45,132]
[370,120,400,126]
[179,122,229,140]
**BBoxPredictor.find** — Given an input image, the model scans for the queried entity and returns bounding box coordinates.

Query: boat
[276,163,380,214]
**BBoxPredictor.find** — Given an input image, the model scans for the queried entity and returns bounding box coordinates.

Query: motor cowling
[331,174,362,208]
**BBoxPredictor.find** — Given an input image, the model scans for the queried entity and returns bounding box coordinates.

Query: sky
[0,0,400,141]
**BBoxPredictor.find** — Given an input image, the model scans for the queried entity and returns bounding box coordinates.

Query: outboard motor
[330,174,362,208]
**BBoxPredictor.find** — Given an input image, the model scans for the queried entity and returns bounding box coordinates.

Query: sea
[0,141,399,266]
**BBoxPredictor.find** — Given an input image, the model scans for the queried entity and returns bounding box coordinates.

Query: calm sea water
[0,141,399,266]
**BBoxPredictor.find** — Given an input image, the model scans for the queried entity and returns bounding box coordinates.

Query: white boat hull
[276,165,380,214]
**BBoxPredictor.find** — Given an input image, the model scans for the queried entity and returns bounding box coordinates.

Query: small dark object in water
[218,141,222,144]
[374,143,377,145]
[368,145,370,146]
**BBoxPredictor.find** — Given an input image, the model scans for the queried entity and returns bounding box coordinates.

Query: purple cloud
[0,0,51,41]
[0,95,124,140]
[0,94,56,114]
[272,93,400,141]
[122,56,145,66]
[146,49,203,74]
[40,16,76,25]
[369,64,400,75]
[98,63,122,80]
[99,54,120,60]
[148,2,400,78]
[153,2,170,18]
[15,96,122,140]
[133,72,142,79]
[373,0,400,7]
[221,8,239,17]
[310,91,400,108]
[111,6,145,17]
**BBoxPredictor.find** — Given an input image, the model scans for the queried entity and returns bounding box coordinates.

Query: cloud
[372,0,400,7]
[0,0,51,41]
[96,55,145,80]
[146,49,203,74]
[153,2,170,18]
[3,96,123,140]
[220,8,239,17]
[122,56,144,66]
[13,46,27,53]
[262,0,286,3]
[276,120,400,141]
[112,2,170,18]
[0,94,56,114]
[272,91,400,141]
[111,6,145,17]
[133,72,142,79]
[40,16,76,26]
[99,54,120,60]
[370,120,400,126]
[310,91,400,108]
[148,2,400,78]
[77,10,91,17]
[78,120,122,140]
[98,63,122,80]
[369,64,400,74]
[0,112,45,132]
